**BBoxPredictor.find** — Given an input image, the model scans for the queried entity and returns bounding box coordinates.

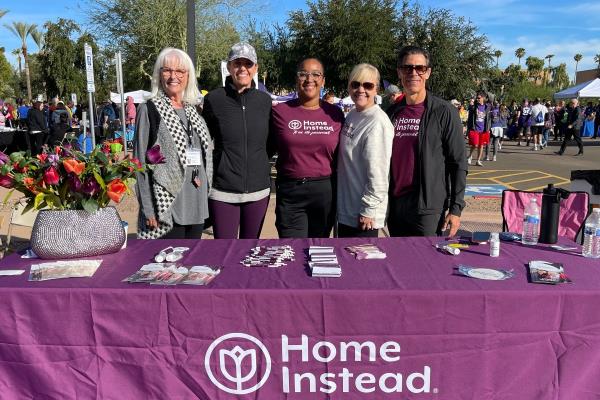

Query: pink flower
[43,166,60,185]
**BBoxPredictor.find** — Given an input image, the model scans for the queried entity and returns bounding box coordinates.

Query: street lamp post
[187,0,195,68]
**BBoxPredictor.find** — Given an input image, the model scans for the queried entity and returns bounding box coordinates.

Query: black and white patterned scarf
[138,91,212,239]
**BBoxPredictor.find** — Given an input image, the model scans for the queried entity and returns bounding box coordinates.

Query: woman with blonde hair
[336,63,394,237]
[134,48,212,239]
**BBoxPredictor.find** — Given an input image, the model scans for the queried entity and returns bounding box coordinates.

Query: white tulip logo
[288,120,302,130]
[205,333,271,395]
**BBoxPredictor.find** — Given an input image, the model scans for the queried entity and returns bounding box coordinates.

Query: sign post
[115,51,127,155]
[84,43,96,149]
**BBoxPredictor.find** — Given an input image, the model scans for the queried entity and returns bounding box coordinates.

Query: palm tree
[0,9,7,20]
[574,54,583,84]
[544,54,554,86]
[32,29,44,52]
[493,50,503,69]
[594,54,600,71]
[515,48,525,67]
[12,48,22,74]
[4,22,37,102]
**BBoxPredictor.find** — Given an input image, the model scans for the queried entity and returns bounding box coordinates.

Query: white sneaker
[467,156,472,165]
[493,155,497,161]
[476,160,483,166]
[486,157,491,161]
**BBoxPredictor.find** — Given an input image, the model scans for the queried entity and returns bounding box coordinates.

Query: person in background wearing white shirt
[529,97,547,151]
[337,64,394,237]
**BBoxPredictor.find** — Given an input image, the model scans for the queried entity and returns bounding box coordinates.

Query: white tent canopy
[110,90,151,104]
[554,78,600,99]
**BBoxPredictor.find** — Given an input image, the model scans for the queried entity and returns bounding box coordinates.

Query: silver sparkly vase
[30,207,126,259]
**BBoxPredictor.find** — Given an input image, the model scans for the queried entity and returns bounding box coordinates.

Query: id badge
[186,147,202,166]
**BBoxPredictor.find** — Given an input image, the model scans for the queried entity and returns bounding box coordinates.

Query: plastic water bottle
[582,208,600,258]
[522,198,540,245]
[489,233,500,257]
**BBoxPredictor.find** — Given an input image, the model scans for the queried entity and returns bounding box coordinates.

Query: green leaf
[2,189,14,205]
[93,171,106,189]
[34,193,45,209]
[81,198,99,214]
[22,202,35,214]
[45,193,63,209]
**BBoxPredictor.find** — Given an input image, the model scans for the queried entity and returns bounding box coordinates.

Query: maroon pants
[208,197,270,239]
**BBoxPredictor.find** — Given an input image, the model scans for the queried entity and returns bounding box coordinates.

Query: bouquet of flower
[0,144,146,214]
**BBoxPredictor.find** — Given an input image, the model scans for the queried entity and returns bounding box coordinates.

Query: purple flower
[146,144,166,165]
[0,151,9,166]
[47,154,60,165]
[82,177,100,196]
[0,174,14,188]
[67,173,82,192]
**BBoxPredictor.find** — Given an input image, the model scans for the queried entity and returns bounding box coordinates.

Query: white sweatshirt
[336,105,394,229]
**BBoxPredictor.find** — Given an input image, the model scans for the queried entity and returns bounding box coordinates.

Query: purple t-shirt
[475,104,486,132]
[390,102,425,197]
[271,99,344,179]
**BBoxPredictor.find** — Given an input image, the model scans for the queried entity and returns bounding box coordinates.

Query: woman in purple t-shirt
[271,58,345,238]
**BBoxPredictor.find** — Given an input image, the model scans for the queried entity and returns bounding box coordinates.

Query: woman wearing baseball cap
[203,42,273,239]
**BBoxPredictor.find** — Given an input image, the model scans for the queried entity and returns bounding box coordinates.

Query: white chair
[3,203,39,255]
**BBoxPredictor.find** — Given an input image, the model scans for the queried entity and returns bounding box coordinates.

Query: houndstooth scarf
[138,91,213,239]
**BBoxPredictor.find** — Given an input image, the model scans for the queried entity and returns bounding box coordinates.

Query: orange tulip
[106,178,127,203]
[63,159,85,175]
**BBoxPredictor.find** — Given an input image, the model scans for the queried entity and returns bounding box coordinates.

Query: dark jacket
[202,77,272,194]
[387,92,467,216]
[27,108,48,133]
[466,102,492,132]
[567,105,582,128]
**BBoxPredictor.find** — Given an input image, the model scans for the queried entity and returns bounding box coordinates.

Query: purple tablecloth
[0,237,599,399]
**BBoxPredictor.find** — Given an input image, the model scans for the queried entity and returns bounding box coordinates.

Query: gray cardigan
[134,104,209,225]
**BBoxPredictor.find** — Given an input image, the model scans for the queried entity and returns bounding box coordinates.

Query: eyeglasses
[160,68,187,78]
[350,81,376,91]
[398,64,429,75]
[297,71,323,80]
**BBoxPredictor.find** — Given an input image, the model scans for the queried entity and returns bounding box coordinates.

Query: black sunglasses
[398,64,429,75]
[350,81,376,90]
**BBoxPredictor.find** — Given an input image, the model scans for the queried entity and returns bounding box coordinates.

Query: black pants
[276,177,334,238]
[337,223,379,238]
[387,191,445,237]
[558,127,583,154]
[29,132,45,155]
[162,222,204,239]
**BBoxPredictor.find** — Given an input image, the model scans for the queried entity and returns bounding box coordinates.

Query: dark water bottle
[539,184,568,244]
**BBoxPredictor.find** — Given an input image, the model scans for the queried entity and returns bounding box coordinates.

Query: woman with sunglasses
[271,58,344,238]
[202,43,273,239]
[336,64,394,237]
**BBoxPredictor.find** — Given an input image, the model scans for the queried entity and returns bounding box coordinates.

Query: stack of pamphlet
[241,245,295,268]
[123,264,220,286]
[29,260,103,281]
[308,246,341,277]
[345,244,386,259]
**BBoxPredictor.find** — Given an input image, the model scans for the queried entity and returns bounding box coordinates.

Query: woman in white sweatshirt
[336,63,394,237]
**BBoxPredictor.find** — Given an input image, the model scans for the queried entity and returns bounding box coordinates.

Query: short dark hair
[296,58,324,73]
[397,45,430,67]
[324,90,335,99]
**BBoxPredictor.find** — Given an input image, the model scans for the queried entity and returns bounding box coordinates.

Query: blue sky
[1,0,599,80]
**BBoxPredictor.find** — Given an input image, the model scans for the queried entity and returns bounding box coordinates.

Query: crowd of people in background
[446,94,600,165]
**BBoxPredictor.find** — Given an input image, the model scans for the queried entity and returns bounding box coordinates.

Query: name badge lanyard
[179,117,201,188]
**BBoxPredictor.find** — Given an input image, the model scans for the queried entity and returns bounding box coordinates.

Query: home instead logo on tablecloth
[204,333,434,395]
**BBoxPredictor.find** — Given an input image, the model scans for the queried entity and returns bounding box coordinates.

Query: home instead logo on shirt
[393,116,421,138]
[288,119,335,135]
